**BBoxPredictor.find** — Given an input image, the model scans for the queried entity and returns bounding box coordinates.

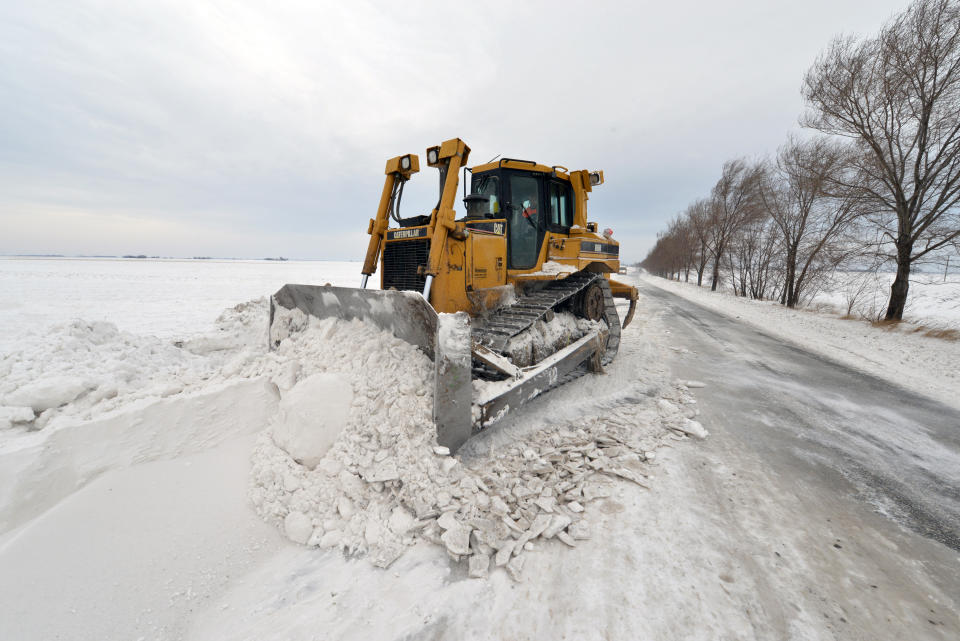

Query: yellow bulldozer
[269,138,638,451]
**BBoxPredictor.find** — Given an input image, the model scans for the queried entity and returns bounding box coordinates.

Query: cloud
[0,0,909,260]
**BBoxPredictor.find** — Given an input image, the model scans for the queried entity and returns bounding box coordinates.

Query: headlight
[400,155,411,170]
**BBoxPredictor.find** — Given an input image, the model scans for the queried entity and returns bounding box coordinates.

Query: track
[471,271,622,381]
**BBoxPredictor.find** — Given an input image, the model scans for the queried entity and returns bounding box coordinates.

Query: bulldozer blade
[269,284,473,452]
[270,284,437,355]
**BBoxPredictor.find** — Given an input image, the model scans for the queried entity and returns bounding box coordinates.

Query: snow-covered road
[639,279,960,639]
[643,282,960,550]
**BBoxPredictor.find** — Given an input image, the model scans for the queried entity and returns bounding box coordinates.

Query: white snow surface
[640,272,960,411]
[0,258,710,640]
[4,259,958,639]
[0,256,363,354]
[524,260,579,277]
[812,270,960,330]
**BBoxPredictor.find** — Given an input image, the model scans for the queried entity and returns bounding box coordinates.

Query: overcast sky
[0,0,911,262]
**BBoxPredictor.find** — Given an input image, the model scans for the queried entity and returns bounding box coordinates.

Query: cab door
[506,172,546,269]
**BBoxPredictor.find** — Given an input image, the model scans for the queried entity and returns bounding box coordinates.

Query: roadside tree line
[642,0,960,320]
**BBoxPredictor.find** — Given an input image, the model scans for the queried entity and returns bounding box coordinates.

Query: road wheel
[576,282,605,321]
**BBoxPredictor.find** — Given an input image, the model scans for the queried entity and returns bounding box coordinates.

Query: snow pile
[528,261,579,277]
[0,299,267,432]
[249,315,440,569]
[249,313,703,580]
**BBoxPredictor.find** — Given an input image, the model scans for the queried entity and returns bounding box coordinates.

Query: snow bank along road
[640,278,960,639]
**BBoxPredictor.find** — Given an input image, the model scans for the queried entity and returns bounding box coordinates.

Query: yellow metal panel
[468,231,506,290]
[470,160,563,175]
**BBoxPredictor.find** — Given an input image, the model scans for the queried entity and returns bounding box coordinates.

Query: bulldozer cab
[468,166,575,271]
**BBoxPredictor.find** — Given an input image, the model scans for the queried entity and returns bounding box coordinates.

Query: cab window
[471,174,500,216]
[549,180,573,228]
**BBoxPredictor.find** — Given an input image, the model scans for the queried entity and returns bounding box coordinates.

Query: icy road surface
[638,280,960,638]
[642,282,960,550]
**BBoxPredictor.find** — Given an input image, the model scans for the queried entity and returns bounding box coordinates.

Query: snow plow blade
[269,284,607,453]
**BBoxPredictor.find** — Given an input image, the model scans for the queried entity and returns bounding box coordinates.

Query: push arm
[422,138,471,299]
[360,153,419,287]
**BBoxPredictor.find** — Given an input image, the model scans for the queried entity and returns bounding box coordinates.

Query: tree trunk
[784,247,798,308]
[711,253,722,291]
[885,237,913,320]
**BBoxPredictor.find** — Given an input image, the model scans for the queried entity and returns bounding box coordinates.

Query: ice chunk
[271,373,353,470]
[568,522,591,540]
[4,376,92,412]
[0,406,34,430]
[542,514,572,539]
[527,514,553,539]
[441,523,472,556]
[388,506,416,534]
[534,496,557,513]
[556,531,577,547]
[318,530,342,548]
[437,511,459,531]
[676,419,708,439]
[360,459,400,482]
[468,552,490,578]
[337,497,354,519]
[506,555,525,581]
[283,511,313,545]
[656,399,678,414]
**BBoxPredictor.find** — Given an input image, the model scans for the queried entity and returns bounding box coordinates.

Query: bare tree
[759,136,862,307]
[707,159,764,291]
[802,0,960,319]
[686,199,713,286]
[724,211,781,300]
[666,215,696,281]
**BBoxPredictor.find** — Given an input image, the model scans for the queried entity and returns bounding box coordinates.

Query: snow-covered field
[640,271,960,413]
[0,257,365,354]
[811,270,960,330]
[0,258,708,640]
